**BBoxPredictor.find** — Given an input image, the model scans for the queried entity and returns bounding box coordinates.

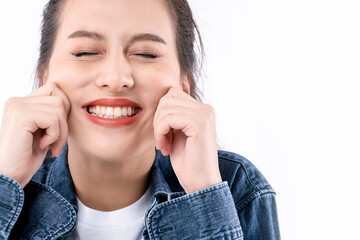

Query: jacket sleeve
[0,174,24,240]
[143,182,244,239]
[238,192,281,240]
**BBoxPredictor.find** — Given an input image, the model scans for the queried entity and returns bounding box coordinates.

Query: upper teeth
[88,106,138,118]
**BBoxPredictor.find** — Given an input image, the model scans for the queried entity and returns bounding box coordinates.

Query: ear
[180,75,191,95]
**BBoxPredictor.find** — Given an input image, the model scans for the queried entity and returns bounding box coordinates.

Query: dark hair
[35,0,204,101]
[35,0,65,88]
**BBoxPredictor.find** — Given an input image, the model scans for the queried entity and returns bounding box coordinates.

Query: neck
[67,143,155,211]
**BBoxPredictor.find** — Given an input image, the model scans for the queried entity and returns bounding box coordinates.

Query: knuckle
[203,104,215,117]
[205,104,215,114]
[4,98,24,119]
[4,97,18,109]
[201,104,216,125]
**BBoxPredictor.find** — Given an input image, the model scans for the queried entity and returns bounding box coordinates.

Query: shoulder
[217,150,276,210]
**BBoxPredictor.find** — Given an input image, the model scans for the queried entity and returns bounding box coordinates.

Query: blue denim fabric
[0,143,280,239]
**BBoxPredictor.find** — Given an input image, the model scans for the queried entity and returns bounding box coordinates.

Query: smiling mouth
[87,105,141,118]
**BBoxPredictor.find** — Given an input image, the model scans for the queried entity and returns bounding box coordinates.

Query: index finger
[27,81,71,114]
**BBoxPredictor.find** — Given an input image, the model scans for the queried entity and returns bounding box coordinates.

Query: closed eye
[134,53,159,59]
[72,52,99,57]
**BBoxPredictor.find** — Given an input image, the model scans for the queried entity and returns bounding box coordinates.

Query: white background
[0,1,359,239]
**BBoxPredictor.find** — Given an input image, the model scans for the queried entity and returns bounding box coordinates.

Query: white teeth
[100,106,106,115]
[121,107,127,117]
[87,105,139,118]
[106,107,114,116]
[114,107,121,117]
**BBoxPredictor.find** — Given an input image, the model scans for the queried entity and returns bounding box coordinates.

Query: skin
[0,0,222,211]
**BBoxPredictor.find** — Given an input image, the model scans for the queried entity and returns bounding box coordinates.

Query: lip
[82,98,142,127]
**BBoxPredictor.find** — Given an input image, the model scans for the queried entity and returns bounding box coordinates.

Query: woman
[0,0,280,239]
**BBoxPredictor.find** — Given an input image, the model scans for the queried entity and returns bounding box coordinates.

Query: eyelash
[134,53,159,59]
[72,52,159,59]
[72,52,99,57]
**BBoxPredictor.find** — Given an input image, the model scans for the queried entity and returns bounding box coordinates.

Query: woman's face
[45,0,187,162]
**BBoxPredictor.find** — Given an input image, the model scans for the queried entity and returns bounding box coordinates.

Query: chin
[67,122,155,162]
[89,139,136,160]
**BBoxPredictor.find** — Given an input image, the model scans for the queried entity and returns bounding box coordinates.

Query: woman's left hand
[153,87,222,194]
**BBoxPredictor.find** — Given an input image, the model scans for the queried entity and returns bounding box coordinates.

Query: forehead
[58,0,175,42]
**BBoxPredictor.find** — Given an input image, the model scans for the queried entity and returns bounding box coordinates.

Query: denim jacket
[0,143,280,240]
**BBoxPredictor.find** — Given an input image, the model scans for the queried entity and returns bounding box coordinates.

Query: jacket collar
[149,150,185,203]
[46,142,78,213]
[12,143,185,239]
[47,143,184,205]
[39,143,184,239]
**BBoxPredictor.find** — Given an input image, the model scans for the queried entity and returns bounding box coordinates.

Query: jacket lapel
[10,143,77,239]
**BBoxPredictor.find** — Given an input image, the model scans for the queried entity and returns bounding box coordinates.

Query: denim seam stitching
[201,227,243,240]
[145,199,157,240]
[236,190,275,211]
[147,182,229,238]
[36,169,48,175]
[219,155,262,193]
[0,175,24,237]
[150,182,228,212]
[241,164,261,192]
[26,181,76,239]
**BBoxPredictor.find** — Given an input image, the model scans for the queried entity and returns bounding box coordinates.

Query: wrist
[0,169,27,188]
[184,175,223,194]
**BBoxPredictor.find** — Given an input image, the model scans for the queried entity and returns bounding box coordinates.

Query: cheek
[48,60,96,99]
[132,63,181,104]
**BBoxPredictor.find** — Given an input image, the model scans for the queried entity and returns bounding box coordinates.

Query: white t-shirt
[67,187,152,240]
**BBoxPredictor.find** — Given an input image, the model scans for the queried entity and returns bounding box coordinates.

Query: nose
[95,53,134,92]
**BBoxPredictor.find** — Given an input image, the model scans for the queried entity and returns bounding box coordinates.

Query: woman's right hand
[0,81,70,188]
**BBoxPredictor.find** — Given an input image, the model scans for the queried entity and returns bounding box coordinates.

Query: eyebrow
[128,33,166,45]
[68,30,105,41]
[67,30,166,45]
